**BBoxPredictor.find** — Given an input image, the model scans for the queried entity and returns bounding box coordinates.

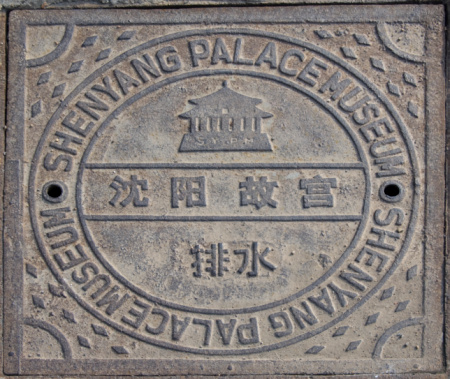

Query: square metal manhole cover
[4,5,446,376]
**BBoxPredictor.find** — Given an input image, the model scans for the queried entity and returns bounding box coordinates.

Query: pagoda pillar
[244,117,253,131]
[221,115,232,132]
[254,117,261,133]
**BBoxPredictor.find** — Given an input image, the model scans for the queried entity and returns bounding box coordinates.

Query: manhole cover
[3,5,445,376]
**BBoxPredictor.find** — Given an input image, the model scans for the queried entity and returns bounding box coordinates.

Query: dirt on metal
[2,5,446,376]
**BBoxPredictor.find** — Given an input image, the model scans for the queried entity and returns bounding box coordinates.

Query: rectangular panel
[3,6,445,376]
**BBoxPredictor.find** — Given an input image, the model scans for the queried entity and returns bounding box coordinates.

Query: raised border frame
[3,5,446,376]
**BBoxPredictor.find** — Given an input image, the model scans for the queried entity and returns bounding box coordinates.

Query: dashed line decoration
[395,300,410,313]
[37,71,52,85]
[32,24,422,149]
[118,30,136,41]
[112,346,129,354]
[63,309,77,323]
[370,57,385,72]
[365,312,380,326]
[346,340,362,352]
[96,48,112,62]
[31,100,42,118]
[387,81,402,97]
[380,286,395,301]
[314,30,333,39]
[333,326,349,337]
[406,265,418,280]
[92,324,109,337]
[407,102,419,118]
[403,72,418,87]
[82,35,98,48]
[48,283,66,298]
[25,263,38,278]
[316,28,416,123]
[52,83,66,98]
[341,47,357,60]
[33,27,138,117]
[77,335,91,348]
[353,33,371,46]
[68,60,84,74]
[305,345,325,354]
[32,295,46,309]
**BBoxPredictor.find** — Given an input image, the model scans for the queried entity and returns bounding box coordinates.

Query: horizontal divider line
[83,163,365,170]
[82,215,363,222]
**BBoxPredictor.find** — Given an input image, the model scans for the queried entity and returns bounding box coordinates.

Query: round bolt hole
[42,181,68,203]
[46,184,63,199]
[379,180,405,203]
[383,184,400,198]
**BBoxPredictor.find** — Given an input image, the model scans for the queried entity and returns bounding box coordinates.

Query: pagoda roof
[179,81,273,119]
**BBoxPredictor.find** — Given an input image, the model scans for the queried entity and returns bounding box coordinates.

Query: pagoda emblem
[178,81,273,152]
